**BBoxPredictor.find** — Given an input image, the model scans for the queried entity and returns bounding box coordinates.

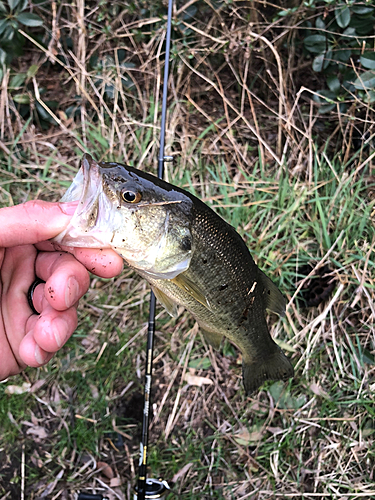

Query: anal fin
[258,270,286,317]
[201,328,223,350]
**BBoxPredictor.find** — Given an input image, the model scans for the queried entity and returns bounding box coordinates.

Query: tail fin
[242,349,294,395]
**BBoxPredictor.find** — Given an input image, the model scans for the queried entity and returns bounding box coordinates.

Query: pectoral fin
[152,286,179,318]
[171,274,211,310]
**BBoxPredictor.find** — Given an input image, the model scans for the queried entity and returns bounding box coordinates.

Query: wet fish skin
[141,187,294,394]
[55,155,294,394]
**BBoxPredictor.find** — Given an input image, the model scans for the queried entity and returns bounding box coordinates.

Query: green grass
[1,133,375,500]
[1,2,375,498]
[1,130,375,499]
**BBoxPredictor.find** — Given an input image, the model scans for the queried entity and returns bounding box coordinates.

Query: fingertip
[35,252,91,311]
[33,309,77,352]
[72,247,124,277]
[19,332,53,368]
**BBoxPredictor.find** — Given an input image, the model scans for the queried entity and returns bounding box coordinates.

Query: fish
[54,154,294,394]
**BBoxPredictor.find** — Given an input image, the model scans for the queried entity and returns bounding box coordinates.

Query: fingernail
[65,276,80,308]
[35,345,47,365]
[52,317,68,348]
[59,201,79,215]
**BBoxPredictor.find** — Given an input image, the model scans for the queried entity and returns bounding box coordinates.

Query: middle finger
[35,251,90,311]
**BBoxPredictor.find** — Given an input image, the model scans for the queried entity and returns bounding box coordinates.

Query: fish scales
[142,198,293,394]
[54,155,294,394]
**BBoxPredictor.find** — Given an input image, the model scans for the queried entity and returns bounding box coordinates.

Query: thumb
[0,200,78,247]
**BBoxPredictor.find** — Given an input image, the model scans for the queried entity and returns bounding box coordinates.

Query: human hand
[0,200,123,380]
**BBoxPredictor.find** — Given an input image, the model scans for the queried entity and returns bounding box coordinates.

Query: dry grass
[0,1,374,499]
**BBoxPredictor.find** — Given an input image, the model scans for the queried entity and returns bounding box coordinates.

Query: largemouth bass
[54,154,294,394]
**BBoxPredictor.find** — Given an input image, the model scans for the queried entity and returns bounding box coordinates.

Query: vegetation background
[0,0,374,498]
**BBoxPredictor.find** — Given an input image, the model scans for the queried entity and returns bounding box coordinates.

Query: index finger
[64,246,124,278]
[36,241,124,278]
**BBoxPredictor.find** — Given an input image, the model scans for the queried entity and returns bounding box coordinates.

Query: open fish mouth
[60,154,100,208]
[53,155,119,248]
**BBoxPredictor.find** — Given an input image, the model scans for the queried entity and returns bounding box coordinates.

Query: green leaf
[335,5,350,28]
[361,53,375,70]
[222,340,237,357]
[351,5,374,15]
[362,426,375,437]
[274,339,296,353]
[9,72,26,89]
[27,64,38,77]
[314,89,337,103]
[353,70,375,90]
[2,23,15,41]
[182,4,197,20]
[342,26,356,37]
[268,381,306,410]
[323,48,332,70]
[350,15,375,36]
[234,425,263,445]
[16,12,43,27]
[7,0,20,11]
[362,349,375,366]
[188,357,212,370]
[327,75,341,94]
[0,1,7,13]
[278,9,294,17]
[313,89,337,113]
[18,0,27,12]
[364,90,375,103]
[35,101,58,124]
[315,16,325,29]
[0,17,7,35]
[13,93,30,104]
[304,34,327,54]
[332,48,351,63]
[312,53,325,72]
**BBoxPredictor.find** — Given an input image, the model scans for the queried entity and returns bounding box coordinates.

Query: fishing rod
[78,2,174,499]
[135,0,174,498]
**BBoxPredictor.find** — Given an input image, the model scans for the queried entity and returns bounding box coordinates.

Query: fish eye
[122,190,142,203]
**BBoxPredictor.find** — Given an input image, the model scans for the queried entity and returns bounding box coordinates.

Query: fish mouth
[53,154,111,247]
[60,153,100,208]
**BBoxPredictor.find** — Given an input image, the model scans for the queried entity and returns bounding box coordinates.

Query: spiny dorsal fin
[258,269,286,317]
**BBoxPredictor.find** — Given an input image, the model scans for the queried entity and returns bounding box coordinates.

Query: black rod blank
[136,0,174,498]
